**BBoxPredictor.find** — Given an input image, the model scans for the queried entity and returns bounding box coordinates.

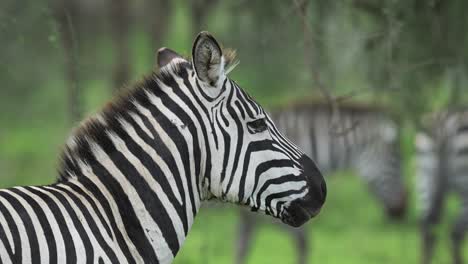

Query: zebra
[415,110,468,264]
[0,32,326,263]
[236,100,407,264]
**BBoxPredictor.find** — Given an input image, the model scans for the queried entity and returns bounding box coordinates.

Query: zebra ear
[192,31,224,87]
[156,47,182,69]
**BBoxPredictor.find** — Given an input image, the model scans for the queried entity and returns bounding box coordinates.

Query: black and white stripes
[0,32,326,263]
[415,110,468,264]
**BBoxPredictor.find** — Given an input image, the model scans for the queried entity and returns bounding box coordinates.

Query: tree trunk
[190,0,219,36]
[111,0,131,92]
[53,1,82,123]
[147,0,172,51]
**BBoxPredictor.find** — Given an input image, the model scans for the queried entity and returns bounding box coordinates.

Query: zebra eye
[247,118,268,133]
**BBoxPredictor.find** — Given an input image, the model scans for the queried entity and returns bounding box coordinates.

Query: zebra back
[272,100,407,218]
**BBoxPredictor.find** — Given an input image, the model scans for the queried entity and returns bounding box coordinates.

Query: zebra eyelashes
[247,118,268,134]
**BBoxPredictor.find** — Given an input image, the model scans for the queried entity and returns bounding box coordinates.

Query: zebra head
[357,118,408,220]
[157,32,326,227]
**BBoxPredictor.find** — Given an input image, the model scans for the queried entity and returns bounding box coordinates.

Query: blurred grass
[176,173,466,264]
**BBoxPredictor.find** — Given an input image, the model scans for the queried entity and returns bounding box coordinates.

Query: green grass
[176,173,467,264]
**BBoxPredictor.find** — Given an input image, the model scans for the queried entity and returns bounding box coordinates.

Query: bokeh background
[1,0,468,263]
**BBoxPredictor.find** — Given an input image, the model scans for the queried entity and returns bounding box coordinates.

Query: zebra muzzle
[282,155,326,227]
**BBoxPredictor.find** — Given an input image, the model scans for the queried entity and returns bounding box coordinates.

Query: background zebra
[236,100,407,264]
[415,110,468,264]
[0,32,326,263]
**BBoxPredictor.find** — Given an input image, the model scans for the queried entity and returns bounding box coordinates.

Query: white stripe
[30,186,87,264]
[118,117,183,204]
[2,190,50,264]
[43,186,113,264]
[148,81,205,205]
[107,131,186,248]
[0,195,31,262]
[129,112,154,140]
[252,166,300,207]
[0,208,14,254]
[18,187,67,263]
[134,98,197,225]
[272,190,309,216]
[0,238,12,264]
[77,161,143,262]
[57,182,129,263]
[89,140,174,263]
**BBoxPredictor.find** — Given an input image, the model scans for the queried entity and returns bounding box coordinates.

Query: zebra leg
[421,219,437,264]
[421,194,445,264]
[421,196,445,264]
[291,227,308,264]
[451,207,468,264]
[235,209,256,264]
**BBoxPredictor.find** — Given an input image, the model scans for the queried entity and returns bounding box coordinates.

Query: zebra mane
[222,48,239,74]
[57,47,238,181]
[57,60,192,181]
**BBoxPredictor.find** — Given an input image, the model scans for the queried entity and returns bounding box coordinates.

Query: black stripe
[45,186,94,264]
[235,101,246,120]
[0,216,14,258]
[54,185,120,263]
[181,69,215,189]
[255,175,304,208]
[9,188,57,263]
[224,86,245,195]
[134,91,197,220]
[25,186,77,263]
[0,191,41,264]
[266,117,301,159]
[0,197,21,262]
[81,139,159,262]
[105,133,180,255]
[120,111,189,233]
[112,116,188,236]
[237,140,277,202]
[74,176,136,263]
[235,86,255,119]
[147,75,203,208]
[219,101,230,127]
[251,159,295,204]
[65,181,112,242]
[216,115,231,195]
[265,186,308,216]
[93,130,180,257]
[192,78,219,150]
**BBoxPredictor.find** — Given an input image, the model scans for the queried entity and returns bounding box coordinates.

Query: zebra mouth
[281,200,321,227]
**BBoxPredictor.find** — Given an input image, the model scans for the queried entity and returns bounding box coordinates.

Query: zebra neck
[55,70,220,261]
[60,135,203,262]
[59,117,208,261]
